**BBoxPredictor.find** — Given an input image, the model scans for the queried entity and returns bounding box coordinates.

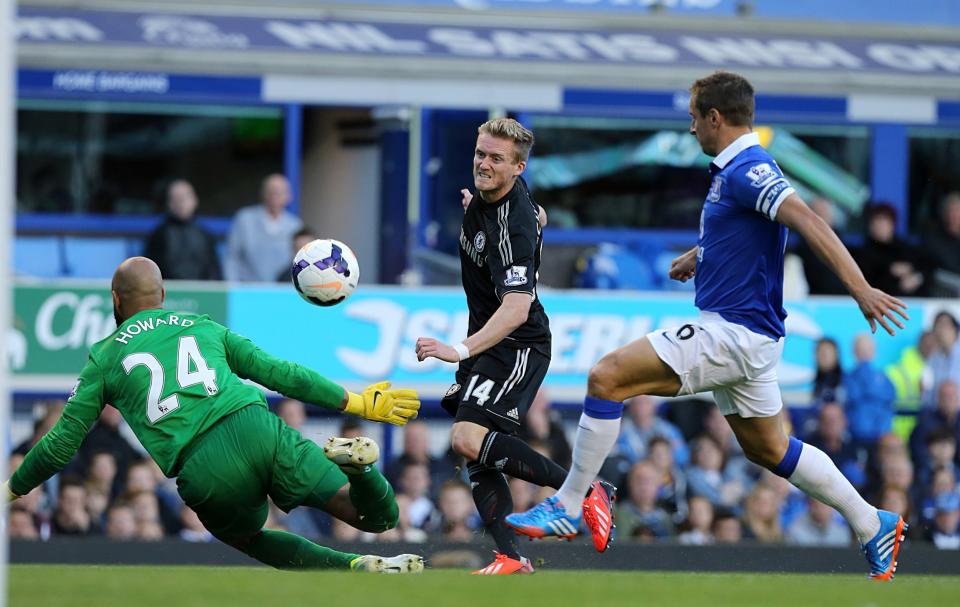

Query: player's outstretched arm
[8,359,106,498]
[225,330,420,424]
[776,195,909,335]
[416,292,531,363]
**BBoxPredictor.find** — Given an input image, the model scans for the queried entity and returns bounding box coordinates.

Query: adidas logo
[507,408,519,420]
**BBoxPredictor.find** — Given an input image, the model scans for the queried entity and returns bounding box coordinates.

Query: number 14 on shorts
[463,375,495,406]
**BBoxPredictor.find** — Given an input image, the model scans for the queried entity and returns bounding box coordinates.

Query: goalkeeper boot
[471,553,534,575]
[324,436,380,474]
[350,554,425,574]
[861,510,908,581]
[582,480,617,553]
[504,496,581,541]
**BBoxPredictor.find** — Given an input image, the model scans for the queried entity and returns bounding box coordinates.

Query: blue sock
[583,396,624,420]
[772,436,803,478]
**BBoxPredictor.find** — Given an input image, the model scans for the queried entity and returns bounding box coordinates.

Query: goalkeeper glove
[3,480,19,503]
[344,381,421,426]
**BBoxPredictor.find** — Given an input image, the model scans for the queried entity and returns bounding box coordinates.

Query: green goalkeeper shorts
[175,404,348,540]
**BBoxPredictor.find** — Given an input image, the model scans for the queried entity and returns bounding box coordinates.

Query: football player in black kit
[416,118,615,574]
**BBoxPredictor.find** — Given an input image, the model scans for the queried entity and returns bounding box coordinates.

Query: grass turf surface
[9,565,960,607]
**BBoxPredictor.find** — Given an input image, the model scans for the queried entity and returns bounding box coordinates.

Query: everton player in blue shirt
[507,71,910,580]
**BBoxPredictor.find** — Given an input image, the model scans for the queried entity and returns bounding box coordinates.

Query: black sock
[479,431,568,489]
[468,461,520,560]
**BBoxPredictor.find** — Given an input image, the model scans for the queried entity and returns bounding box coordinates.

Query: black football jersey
[458,177,551,357]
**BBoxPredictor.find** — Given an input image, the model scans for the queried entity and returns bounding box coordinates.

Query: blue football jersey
[694,132,794,339]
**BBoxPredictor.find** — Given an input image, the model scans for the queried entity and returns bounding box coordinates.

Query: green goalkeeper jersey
[10,308,346,496]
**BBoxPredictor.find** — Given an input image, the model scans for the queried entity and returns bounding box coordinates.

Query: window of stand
[909,128,960,234]
[16,100,284,219]
[527,116,871,233]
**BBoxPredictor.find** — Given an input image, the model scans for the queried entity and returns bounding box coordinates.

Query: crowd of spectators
[8,314,960,550]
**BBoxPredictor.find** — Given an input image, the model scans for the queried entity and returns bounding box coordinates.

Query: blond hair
[478,118,534,164]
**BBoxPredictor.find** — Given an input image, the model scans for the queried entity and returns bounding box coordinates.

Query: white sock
[554,413,621,517]
[787,442,880,543]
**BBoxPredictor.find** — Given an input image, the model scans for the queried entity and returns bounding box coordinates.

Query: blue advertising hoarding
[227,286,931,405]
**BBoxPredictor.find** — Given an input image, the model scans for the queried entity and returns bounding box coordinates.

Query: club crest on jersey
[747,163,778,188]
[707,176,724,202]
[444,383,461,398]
[504,265,528,286]
[474,232,486,252]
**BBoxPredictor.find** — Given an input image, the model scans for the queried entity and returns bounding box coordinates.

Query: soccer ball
[291,238,360,306]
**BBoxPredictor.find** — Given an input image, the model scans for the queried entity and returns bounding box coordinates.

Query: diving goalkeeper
[4,257,423,573]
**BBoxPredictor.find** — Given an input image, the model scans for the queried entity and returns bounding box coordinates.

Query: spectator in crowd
[71,405,142,497]
[13,401,64,457]
[436,480,478,542]
[786,497,851,546]
[105,503,138,541]
[396,462,436,530]
[85,487,110,532]
[677,496,714,545]
[917,429,957,491]
[923,191,960,276]
[741,484,783,544]
[225,173,302,282]
[920,466,955,527]
[886,330,935,410]
[276,227,317,282]
[338,417,366,441]
[855,202,931,297]
[179,505,214,543]
[85,451,118,500]
[129,490,165,541]
[8,506,39,540]
[793,197,848,295]
[813,338,843,405]
[807,403,864,488]
[686,436,745,512]
[125,459,180,534]
[53,477,92,536]
[844,334,896,447]
[274,399,307,432]
[386,494,428,544]
[615,395,689,468]
[878,486,913,526]
[866,432,909,497]
[648,436,688,521]
[144,179,222,280]
[386,421,453,498]
[519,389,573,469]
[911,381,960,467]
[712,512,743,544]
[617,460,674,540]
[929,491,960,550]
[924,312,960,407]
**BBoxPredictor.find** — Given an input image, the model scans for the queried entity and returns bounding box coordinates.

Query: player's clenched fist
[344,381,421,426]
[669,247,698,282]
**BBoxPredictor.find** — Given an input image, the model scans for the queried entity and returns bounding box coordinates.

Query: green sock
[242,529,359,570]
[346,465,399,533]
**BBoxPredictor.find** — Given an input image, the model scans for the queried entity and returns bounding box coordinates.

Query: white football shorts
[647,311,784,418]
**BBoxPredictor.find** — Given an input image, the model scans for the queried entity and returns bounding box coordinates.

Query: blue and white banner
[321,0,960,28]
[228,286,935,404]
[16,8,960,77]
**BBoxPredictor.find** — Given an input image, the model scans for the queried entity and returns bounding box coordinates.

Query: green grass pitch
[9,565,960,607]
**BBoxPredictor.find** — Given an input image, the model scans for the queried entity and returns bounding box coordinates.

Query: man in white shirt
[225,174,303,282]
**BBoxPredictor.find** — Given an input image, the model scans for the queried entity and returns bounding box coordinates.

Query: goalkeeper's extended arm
[225,330,420,424]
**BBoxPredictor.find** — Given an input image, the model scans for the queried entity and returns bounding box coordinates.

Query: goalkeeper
[4,257,423,573]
